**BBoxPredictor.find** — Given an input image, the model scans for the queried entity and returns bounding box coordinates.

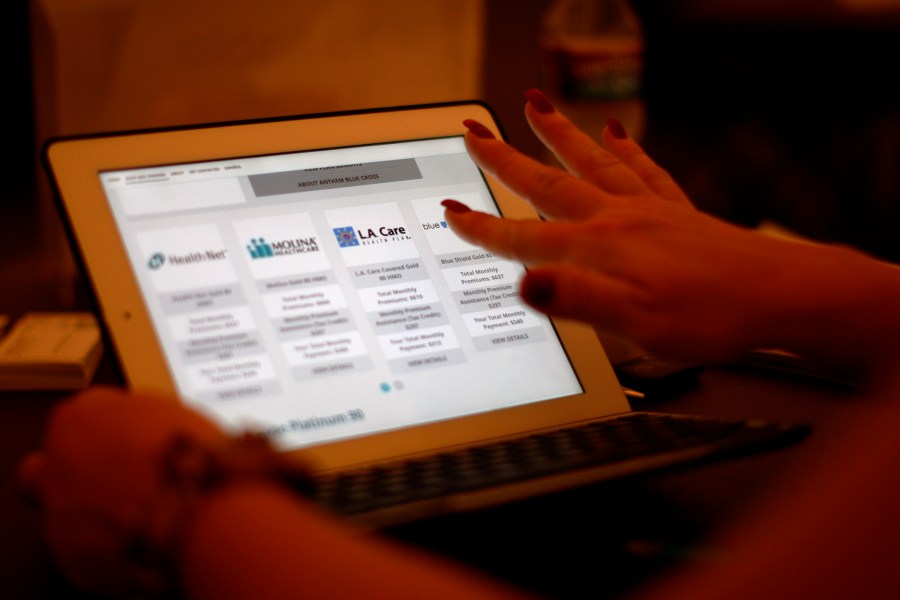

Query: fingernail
[521,272,555,308]
[463,119,496,139]
[441,199,471,214]
[525,88,555,114]
[607,118,627,140]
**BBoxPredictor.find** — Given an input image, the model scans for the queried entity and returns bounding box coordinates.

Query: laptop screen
[98,135,583,450]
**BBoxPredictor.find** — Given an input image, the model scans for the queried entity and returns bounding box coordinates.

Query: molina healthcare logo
[247,236,319,259]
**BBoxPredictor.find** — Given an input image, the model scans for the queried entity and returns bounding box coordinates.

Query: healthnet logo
[148,253,166,270]
[247,236,319,259]
[147,249,228,269]
[333,227,359,248]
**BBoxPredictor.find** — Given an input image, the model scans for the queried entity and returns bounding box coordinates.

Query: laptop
[44,102,807,528]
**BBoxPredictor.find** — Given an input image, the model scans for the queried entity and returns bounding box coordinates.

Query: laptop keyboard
[310,412,808,518]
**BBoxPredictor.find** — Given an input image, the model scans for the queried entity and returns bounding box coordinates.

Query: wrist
[759,241,900,380]
[177,480,322,600]
[123,433,312,597]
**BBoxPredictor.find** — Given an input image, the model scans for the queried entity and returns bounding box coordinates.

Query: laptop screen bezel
[45,101,629,471]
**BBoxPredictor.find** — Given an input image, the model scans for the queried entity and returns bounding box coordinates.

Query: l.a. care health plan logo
[333,224,410,247]
[332,227,359,248]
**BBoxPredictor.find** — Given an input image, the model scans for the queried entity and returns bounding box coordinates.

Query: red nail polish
[607,118,627,140]
[463,119,496,140]
[525,89,555,114]
[441,199,471,214]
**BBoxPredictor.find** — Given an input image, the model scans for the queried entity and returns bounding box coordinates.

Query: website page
[100,136,583,449]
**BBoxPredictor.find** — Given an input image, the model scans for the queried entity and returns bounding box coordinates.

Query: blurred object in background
[539,0,646,142]
[30,0,486,302]
[31,0,486,137]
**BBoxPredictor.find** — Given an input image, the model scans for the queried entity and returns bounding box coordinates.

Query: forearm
[180,482,531,600]
[753,239,900,382]
[630,394,900,600]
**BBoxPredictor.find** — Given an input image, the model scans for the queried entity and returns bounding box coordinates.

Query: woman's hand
[18,386,225,595]
[444,90,900,372]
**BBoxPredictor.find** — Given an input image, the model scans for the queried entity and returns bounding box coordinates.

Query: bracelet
[122,432,313,598]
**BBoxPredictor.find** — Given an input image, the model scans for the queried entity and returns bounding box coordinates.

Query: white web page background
[101,137,582,449]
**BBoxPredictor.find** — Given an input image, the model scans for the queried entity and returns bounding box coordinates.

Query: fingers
[600,120,694,207]
[442,200,577,264]
[463,122,607,221]
[522,89,693,207]
[443,201,641,338]
[519,266,639,337]
[524,89,618,176]
[523,90,651,197]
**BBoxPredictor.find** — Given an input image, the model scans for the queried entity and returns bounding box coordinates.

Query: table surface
[0,207,862,599]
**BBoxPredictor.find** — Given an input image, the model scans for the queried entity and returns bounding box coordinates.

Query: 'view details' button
[472,326,547,351]
[389,348,466,373]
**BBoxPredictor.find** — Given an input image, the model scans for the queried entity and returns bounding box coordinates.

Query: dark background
[6,2,34,214]
[636,3,900,261]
